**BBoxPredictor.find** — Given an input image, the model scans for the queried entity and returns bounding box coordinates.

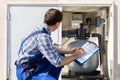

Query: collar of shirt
[42,23,51,35]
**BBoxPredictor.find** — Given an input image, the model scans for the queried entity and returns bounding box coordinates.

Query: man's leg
[16,68,31,80]
[33,73,56,80]
[31,58,63,80]
[48,66,63,80]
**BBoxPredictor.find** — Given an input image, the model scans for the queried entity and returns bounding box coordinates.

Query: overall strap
[18,28,47,54]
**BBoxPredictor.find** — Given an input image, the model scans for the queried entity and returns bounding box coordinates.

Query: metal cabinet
[7,3,114,80]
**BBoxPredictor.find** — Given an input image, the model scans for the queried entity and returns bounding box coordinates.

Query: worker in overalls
[15,8,84,80]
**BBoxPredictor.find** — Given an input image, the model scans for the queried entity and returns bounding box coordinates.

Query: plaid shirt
[15,24,64,67]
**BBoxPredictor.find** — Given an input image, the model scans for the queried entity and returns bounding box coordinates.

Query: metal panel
[7,5,60,80]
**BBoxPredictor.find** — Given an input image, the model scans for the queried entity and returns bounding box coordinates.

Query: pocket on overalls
[23,62,38,79]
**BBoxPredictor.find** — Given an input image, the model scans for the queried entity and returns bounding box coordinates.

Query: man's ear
[55,22,60,27]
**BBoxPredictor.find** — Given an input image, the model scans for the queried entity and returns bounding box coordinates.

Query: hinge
[7,12,11,21]
[110,69,112,76]
[110,12,112,17]
[105,35,108,41]
[7,66,11,80]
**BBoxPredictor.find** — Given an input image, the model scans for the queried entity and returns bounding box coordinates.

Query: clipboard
[75,42,99,65]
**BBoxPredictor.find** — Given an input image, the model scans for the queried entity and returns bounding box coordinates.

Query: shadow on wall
[114,4,120,79]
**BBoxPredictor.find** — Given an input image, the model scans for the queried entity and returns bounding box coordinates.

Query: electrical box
[71,13,82,28]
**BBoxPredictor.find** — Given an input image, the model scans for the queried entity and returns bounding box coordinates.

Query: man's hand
[74,48,84,58]
[59,48,85,67]
[68,48,80,54]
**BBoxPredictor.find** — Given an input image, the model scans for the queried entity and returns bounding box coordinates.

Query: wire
[62,38,71,46]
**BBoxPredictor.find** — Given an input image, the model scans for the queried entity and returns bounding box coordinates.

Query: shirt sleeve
[37,34,64,67]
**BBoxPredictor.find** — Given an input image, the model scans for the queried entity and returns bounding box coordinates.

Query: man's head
[44,8,63,26]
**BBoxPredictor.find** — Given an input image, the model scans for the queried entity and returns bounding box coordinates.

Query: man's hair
[44,8,63,26]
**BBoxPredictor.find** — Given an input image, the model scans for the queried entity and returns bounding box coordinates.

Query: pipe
[91,33,104,75]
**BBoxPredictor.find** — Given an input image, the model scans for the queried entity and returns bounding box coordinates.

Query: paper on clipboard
[75,42,99,65]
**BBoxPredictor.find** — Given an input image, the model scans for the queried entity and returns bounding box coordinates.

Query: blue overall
[16,28,63,80]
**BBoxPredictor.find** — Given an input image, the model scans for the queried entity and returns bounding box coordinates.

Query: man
[15,8,84,80]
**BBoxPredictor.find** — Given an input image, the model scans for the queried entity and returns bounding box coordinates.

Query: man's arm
[59,48,84,67]
[54,46,79,54]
